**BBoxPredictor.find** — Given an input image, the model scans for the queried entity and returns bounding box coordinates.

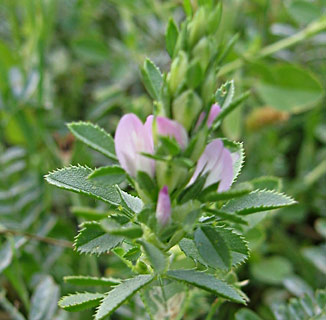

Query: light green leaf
[0,241,13,273]
[45,166,121,206]
[255,64,323,113]
[166,269,245,304]
[287,1,320,25]
[88,166,126,186]
[118,188,143,214]
[183,0,192,16]
[29,276,59,320]
[70,206,109,221]
[138,240,167,274]
[302,245,326,274]
[222,190,296,215]
[250,176,282,192]
[59,292,104,312]
[194,226,231,270]
[141,58,163,100]
[74,222,122,255]
[64,276,121,287]
[235,308,263,320]
[186,60,203,89]
[166,18,179,57]
[95,275,154,320]
[68,122,116,160]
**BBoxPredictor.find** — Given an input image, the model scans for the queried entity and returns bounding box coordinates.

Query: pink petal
[115,114,155,178]
[188,139,233,192]
[194,112,206,131]
[207,104,221,128]
[156,186,171,226]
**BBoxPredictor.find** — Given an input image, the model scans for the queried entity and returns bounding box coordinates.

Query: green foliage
[63,276,121,286]
[141,59,163,101]
[59,292,105,312]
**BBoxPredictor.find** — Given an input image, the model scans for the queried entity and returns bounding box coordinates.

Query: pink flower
[146,115,188,149]
[115,114,155,178]
[156,186,171,226]
[188,139,233,192]
[195,103,221,130]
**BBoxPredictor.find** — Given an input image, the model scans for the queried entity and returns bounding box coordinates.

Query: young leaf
[141,58,163,100]
[166,18,179,57]
[68,122,116,161]
[222,190,296,215]
[138,240,167,274]
[59,292,104,312]
[194,226,231,270]
[215,80,235,110]
[95,275,154,319]
[45,166,121,206]
[74,222,122,255]
[64,276,121,287]
[167,269,245,304]
[88,166,126,186]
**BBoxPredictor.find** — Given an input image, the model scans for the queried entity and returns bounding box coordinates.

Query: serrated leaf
[138,240,167,274]
[59,292,104,312]
[204,209,248,225]
[118,188,143,214]
[45,166,121,206]
[215,80,234,109]
[68,122,116,160]
[194,226,231,270]
[88,166,126,186]
[250,176,282,192]
[141,58,163,100]
[166,269,245,304]
[29,276,59,320]
[64,276,121,287]
[179,238,207,266]
[74,222,122,255]
[222,190,296,215]
[217,227,249,267]
[166,18,179,57]
[95,275,154,319]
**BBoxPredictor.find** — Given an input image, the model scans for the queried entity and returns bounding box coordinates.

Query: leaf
[68,122,116,160]
[136,171,157,200]
[302,245,326,274]
[194,226,231,270]
[74,222,122,255]
[166,269,245,304]
[251,256,293,285]
[95,275,154,319]
[183,0,192,16]
[0,241,13,273]
[88,166,126,186]
[138,240,167,274]
[64,276,121,287]
[287,1,320,25]
[255,64,323,113]
[29,276,59,320]
[59,292,105,312]
[118,188,143,214]
[186,60,203,89]
[166,18,179,57]
[70,206,109,221]
[141,58,163,100]
[235,308,263,320]
[250,176,282,192]
[45,166,121,206]
[222,190,296,215]
[179,238,207,266]
[215,80,235,110]
[109,225,143,239]
[217,227,249,267]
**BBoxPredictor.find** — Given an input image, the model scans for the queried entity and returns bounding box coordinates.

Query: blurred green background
[0,0,325,319]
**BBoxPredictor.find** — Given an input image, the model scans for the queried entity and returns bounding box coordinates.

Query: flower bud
[156,186,171,226]
[167,51,188,95]
[172,89,203,131]
[192,37,212,72]
[188,7,206,47]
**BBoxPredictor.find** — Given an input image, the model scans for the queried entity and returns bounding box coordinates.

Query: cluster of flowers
[114,103,234,227]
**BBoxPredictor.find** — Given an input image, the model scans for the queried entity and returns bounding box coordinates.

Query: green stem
[205,298,224,320]
[219,16,326,76]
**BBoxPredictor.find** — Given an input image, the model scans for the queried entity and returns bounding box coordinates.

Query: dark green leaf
[167,269,245,303]
[109,226,143,239]
[179,238,207,266]
[59,292,104,312]
[194,226,231,270]
[141,58,163,100]
[68,122,116,160]
[88,166,126,186]
[95,275,154,319]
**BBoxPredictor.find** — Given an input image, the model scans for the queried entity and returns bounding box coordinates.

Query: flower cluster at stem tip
[114,103,235,227]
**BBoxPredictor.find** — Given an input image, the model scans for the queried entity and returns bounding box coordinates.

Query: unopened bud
[188,7,206,47]
[167,51,188,95]
[172,89,203,131]
[192,37,212,72]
